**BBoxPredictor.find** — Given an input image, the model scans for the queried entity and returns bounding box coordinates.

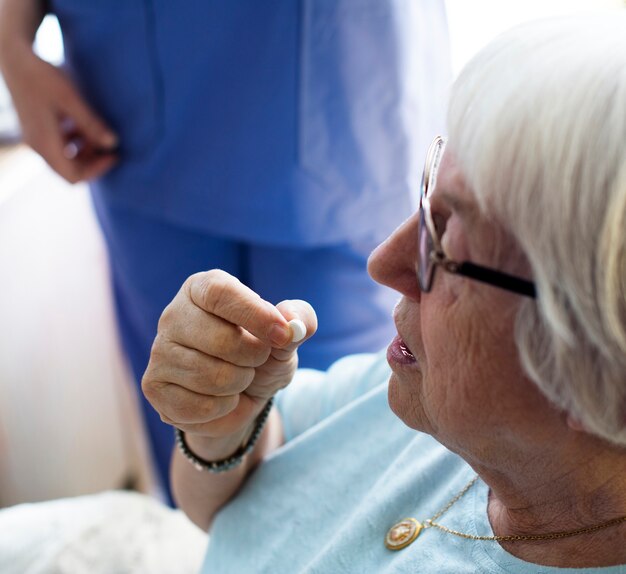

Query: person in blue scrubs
[0,0,451,501]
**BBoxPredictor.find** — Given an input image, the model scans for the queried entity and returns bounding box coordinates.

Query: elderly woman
[142,14,626,572]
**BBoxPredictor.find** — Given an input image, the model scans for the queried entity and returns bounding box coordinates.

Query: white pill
[288,319,307,343]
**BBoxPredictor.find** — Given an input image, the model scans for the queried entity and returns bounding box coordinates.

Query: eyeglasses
[417,136,536,299]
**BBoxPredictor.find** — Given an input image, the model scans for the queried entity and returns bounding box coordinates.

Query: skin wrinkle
[486,458,626,538]
[387,300,441,438]
[191,270,276,339]
[193,270,235,314]
[166,301,271,368]
[368,143,626,566]
[158,340,255,394]
[386,154,532,454]
[158,386,222,425]
[142,16,626,562]
[449,19,626,448]
[423,218,524,455]
[434,154,530,282]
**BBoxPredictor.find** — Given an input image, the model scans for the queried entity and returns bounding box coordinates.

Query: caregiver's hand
[0,49,118,183]
[0,0,118,185]
[142,269,317,460]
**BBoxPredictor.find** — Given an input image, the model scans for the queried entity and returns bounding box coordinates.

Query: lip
[387,334,418,367]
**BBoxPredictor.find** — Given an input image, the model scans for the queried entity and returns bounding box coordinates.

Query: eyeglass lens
[417,201,434,292]
[417,137,444,292]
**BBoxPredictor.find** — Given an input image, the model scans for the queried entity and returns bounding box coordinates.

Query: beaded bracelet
[175,398,274,473]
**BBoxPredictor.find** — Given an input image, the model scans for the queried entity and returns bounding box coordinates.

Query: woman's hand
[142,270,317,461]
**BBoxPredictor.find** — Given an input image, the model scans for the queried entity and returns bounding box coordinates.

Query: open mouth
[387,334,417,366]
[399,342,415,359]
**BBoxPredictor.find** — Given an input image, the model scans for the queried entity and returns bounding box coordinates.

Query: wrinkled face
[368,149,560,461]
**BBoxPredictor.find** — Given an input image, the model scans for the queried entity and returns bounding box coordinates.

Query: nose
[367,211,422,302]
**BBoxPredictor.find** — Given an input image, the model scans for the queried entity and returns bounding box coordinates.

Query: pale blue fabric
[201,353,626,573]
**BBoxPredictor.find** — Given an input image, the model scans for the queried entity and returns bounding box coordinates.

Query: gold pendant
[385,518,423,550]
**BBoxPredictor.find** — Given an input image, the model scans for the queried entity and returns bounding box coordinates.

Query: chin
[387,373,424,432]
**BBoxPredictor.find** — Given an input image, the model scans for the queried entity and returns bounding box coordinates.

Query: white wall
[446,0,624,75]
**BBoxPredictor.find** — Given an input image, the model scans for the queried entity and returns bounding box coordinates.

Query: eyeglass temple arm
[453,262,537,299]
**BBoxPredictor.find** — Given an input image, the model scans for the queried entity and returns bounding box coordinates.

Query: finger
[172,392,264,438]
[145,382,240,426]
[59,129,118,180]
[244,300,318,399]
[187,270,292,347]
[270,299,318,361]
[35,120,86,183]
[159,298,272,368]
[246,352,299,400]
[62,132,119,160]
[76,152,119,181]
[62,137,84,160]
[58,90,118,151]
[278,299,318,344]
[145,337,256,396]
[287,319,307,343]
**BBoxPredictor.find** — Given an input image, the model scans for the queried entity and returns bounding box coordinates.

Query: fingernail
[269,323,291,347]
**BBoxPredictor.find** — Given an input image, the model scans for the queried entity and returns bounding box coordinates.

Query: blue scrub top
[50,0,451,246]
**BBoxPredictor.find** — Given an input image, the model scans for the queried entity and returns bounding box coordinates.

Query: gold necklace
[385,476,626,551]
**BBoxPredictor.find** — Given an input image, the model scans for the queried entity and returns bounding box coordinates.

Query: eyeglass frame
[417,136,537,299]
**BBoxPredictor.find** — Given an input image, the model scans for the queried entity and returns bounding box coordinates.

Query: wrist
[184,423,255,462]
[176,398,274,473]
[0,0,45,69]
[0,37,35,75]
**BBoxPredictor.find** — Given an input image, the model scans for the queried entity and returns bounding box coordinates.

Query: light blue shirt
[202,353,626,573]
[50,0,450,245]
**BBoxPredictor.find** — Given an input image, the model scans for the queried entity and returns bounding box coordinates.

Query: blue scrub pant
[92,196,397,502]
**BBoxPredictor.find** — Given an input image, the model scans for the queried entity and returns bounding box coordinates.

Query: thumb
[245,299,317,400]
[59,88,118,150]
[271,299,318,360]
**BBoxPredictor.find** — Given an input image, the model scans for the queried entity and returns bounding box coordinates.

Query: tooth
[399,344,414,358]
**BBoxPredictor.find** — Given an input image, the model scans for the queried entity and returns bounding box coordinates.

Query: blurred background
[0,0,623,508]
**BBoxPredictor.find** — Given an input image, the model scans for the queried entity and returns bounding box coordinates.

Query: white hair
[447,14,626,445]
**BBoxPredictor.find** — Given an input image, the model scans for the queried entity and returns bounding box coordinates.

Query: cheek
[418,293,517,433]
